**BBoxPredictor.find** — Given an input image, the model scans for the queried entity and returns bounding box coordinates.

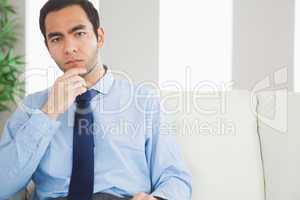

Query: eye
[50,37,61,43]
[75,32,87,37]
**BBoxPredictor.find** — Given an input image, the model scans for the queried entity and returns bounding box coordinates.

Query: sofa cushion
[160,90,265,200]
[257,91,300,200]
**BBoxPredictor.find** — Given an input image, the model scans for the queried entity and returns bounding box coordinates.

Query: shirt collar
[90,65,114,95]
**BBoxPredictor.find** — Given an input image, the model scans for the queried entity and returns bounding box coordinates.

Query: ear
[96,27,105,48]
[96,27,105,47]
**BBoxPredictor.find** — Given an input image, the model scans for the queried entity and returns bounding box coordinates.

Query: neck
[83,64,106,89]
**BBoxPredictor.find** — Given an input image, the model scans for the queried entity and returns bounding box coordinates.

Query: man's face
[44,5,104,74]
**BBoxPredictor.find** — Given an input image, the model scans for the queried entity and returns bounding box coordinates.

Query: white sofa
[160,90,300,200]
[9,90,300,200]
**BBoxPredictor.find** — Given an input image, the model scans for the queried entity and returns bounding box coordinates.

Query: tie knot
[75,89,98,107]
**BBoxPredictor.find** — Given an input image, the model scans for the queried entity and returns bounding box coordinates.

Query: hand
[131,192,159,200]
[41,68,87,119]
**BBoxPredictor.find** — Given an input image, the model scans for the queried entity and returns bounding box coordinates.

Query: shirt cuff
[151,190,168,200]
[154,196,167,200]
[25,109,61,144]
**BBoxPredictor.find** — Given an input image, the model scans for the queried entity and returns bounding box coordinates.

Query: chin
[67,66,86,71]
[75,66,86,70]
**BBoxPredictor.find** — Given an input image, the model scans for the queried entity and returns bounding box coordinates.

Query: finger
[74,86,87,96]
[62,85,86,103]
[66,75,86,86]
[143,194,155,200]
[70,81,87,91]
[62,67,87,79]
[132,192,147,200]
[55,77,86,93]
[146,196,157,200]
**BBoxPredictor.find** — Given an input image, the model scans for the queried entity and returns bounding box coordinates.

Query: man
[0,0,192,199]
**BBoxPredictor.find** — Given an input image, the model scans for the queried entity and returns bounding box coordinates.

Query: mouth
[65,59,84,65]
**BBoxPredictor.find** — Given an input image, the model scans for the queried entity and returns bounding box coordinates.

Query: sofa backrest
[257,91,300,200]
[160,90,265,200]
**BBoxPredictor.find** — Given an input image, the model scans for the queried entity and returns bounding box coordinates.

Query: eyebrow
[47,24,87,39]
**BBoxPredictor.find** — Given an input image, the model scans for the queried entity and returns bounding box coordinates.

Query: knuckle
[73,76,82,83]
[136,192,146,197]
[78,76,85,82]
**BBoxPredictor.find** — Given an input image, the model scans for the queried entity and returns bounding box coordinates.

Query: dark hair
[39,0,100,42]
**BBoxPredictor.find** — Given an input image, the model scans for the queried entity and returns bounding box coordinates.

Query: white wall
[99,0,159,83]
[233,0,295,91]
[99,0,295,91]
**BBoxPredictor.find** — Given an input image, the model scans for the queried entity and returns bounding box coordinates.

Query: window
[294,0,300,92]
[159,0,233,91]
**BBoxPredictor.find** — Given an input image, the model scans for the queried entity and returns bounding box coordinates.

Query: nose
[64,38,78,55]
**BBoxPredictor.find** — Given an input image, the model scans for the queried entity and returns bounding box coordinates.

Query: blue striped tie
[68,89,98,200]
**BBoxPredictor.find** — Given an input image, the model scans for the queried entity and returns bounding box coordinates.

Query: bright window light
[159,0,233,91]
[294,0,300,92]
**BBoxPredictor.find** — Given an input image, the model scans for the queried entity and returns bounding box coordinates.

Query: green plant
[0,0,25,112]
